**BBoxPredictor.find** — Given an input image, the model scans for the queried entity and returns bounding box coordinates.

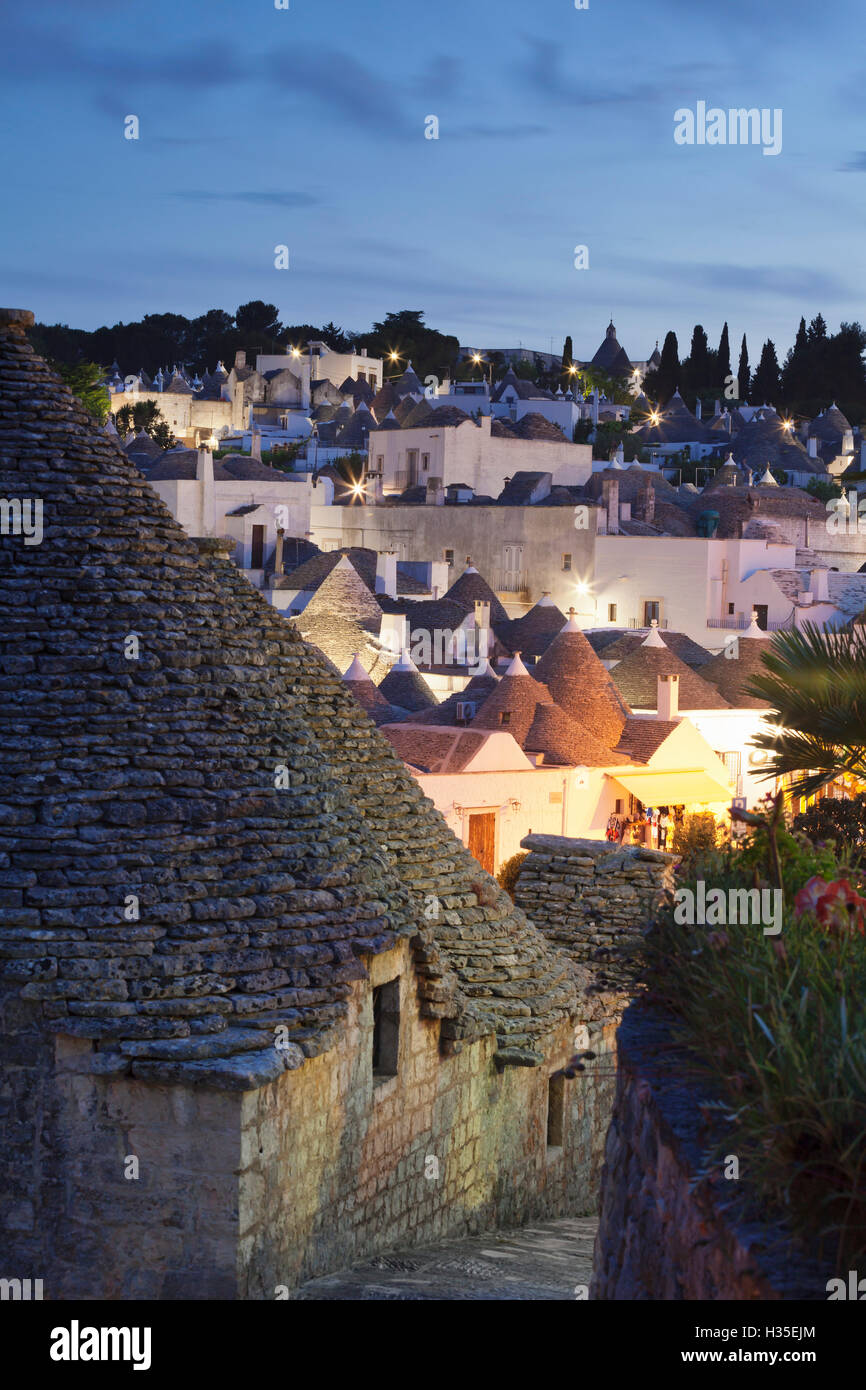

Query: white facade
[368,414,592,498]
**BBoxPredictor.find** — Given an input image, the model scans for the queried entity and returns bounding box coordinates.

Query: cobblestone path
[295,1216,597,1300]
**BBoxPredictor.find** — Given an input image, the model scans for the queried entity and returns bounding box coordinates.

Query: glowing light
[291,347,301,359]
[782,419,793,431]
[389,351,400,363]
[575,580,590,596]
[650,411,660,425]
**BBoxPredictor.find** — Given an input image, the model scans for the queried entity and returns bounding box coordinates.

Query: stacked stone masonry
[591,1005,832,1301]
[0,314,631,1296]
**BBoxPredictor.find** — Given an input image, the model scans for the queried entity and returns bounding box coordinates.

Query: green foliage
[236,300,282,346]
[671,811,719,858]
[646,815,866,1265]
[262,442,303,472]
[115,400,175,448]
[592,420,644,462]
[806,477,843,504]
[793,793,866,852]
[150,421,174,450]
[747,625,866,797]
[358,309,459,384]
[496,852,528,901]
[53,360,110,424]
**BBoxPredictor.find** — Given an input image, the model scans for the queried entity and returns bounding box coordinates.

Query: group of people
[606,805,682,850]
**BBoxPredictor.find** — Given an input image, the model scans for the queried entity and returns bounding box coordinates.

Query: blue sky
[1,0,864,362]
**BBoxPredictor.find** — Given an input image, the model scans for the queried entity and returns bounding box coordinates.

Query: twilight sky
[1,0,864,363]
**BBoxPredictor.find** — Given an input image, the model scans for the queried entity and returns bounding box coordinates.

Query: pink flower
[794,876,866,937]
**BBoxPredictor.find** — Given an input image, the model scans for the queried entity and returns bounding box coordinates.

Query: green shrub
[646,810,866,1267]
[671,811,718,860]
[793,793,866,853]
[496,852,528,901]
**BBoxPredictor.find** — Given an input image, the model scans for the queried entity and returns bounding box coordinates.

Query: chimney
[195,449,216,535]
[636,480,655,524]
[695,398,702,420]
[811,567,830,602]
[251,428,262,461]
[602,477,620,534]
[274,527,284,576]
[379,611,409,659]
[234,349,246,370]
[714,399,721,417]
[425,476,445,506]
[807,435,819,459]
[195,448,214,485]
[474,599,490,629]
[375,549,398,599]
[657,673,679,721]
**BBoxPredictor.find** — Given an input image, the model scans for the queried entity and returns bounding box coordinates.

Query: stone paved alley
[295,1216,597,1300]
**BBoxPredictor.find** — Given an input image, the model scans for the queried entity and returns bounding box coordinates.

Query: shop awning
[609,768,733,806]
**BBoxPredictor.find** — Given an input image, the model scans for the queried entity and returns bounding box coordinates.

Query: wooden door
[250,525,265,568]
[468,812,496,874]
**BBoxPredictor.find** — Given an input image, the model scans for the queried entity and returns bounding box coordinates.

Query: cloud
[265,45,411,134]
[517,38,662,108]
[170,191,321,208]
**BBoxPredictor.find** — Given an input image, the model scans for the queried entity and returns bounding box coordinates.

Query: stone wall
[591,1004,832,1301]
[2,942,617,1299]
[515,835,677,988]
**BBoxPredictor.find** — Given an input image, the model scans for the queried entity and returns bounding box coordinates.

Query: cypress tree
[751,339,781,404]
[737,334,750,400]
[717,322,731,384]
[656,330,680,405]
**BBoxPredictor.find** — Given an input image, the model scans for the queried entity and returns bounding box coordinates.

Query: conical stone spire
[0,310,580,1073]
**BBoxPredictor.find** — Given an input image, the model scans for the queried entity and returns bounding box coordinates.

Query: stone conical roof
[443,561,509,631]
[0,310,579,1071]
[523,703,629,768]
[608,631,730,710]
[699,626,772,709]
[471,657,553,746]
[501,595,568,658]
[406,661,500,727]
[342,653,396,724]
[378,651,437,713]
[533,612,630,746]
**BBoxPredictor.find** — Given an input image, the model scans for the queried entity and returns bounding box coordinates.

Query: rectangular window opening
[372,978,400,1082]
[608,603,617,622]
[547,1074,566,1149]
[562,553,573,571]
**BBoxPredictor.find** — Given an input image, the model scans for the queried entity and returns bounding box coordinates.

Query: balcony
[707,615,794,632]
[494,570,529,594]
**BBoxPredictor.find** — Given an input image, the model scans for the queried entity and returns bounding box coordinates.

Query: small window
[608,603,617,622]
[376,455,384,469]
[728,602,735,615]
[549,791,563,805]
[562,553,573,571]
[422,453,430,471]
[547,1074,566,1149]
[643,600,660,626]
[499,711,512,726]
[444,548,454,566]
[372,978,400,1081]
[614,798,624,814]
